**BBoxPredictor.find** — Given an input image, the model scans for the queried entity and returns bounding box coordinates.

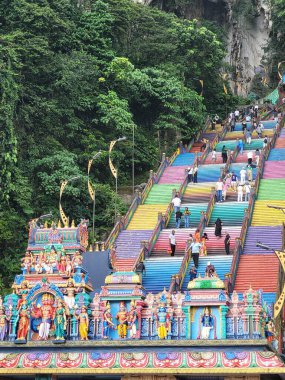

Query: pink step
[263,161,285,179]
[159,166,187,184]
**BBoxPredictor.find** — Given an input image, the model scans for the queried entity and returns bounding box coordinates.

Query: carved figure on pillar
[0,308,8,341]
[116,301,128,339]
[21,252,33,274]
[155,304,170,340]
[77,306,89,340]
[103,302,114,339]
[16,301,30,341]
[200,307,214,339]
[31,293,55,341]
[128,300,138,339]
[54,300,67,341]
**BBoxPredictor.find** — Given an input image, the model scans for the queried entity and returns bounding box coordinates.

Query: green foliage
[0,0,235,291]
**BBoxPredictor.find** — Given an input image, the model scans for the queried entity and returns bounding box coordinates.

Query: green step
[144,184,180,205]
[209,202,248,226]
[258,179,285,200]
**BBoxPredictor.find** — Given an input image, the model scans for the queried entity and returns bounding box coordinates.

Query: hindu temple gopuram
[2,81,285,379]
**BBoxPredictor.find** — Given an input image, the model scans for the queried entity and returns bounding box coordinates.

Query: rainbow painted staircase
[108,115,280,304]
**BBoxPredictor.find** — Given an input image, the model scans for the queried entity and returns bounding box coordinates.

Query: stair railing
[169,242,192,293]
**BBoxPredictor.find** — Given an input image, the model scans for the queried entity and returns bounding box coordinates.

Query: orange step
[234,255,279,292]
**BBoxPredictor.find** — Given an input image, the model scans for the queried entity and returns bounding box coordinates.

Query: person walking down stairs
[216,178,223,203]
[224,232,231,255]
[168,230,176,256]
[184,207,191,228]
[214,218,223,238]
[172,193,181,213]
[187,167,193,183]
[237,184,244,202]
[175,210,182,228]
[190,238,202,268]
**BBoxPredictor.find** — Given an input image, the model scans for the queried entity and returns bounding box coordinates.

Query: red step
[234,255,279,292]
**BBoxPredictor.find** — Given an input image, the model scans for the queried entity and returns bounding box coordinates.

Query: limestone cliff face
[134,0,272,96]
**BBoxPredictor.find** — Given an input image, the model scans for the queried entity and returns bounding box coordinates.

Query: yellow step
[127,204,168,230]
[251,200,285,226]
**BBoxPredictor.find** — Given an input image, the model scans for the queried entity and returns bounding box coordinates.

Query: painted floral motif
[153,352,182,368]
[87,352,116,368]
[119,352,149,368]
[23,352,52,368]
[0,353,21,368]
[56,353,83,368]
[256,352,284,367]
[187,352,217,368]
[221,352,251,367]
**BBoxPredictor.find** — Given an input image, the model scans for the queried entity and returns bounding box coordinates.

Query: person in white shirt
[172,194,181,213]
[169,230,176,256]
[237,184,244,202]
[215,178,223,202]
[187,167,193,183]
[263,135,268,148]
[240,167,246,185]
[245,182,251,201]
[234,109,240,119]
[247,151,253,165]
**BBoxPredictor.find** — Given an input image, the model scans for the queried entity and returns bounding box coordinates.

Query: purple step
[243,226,282,255]
[114,230,153,258]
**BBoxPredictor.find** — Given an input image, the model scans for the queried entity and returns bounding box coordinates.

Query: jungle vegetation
[1,0,243,291]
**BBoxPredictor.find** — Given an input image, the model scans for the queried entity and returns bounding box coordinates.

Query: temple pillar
[182,306,191,339]
[220,305,229,339]
[122,376,177,380]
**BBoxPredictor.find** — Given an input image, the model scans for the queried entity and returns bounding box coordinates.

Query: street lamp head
[117,136,127,142]
[92,151,102,160]
[69,175,81,182]
[256,241,274,251]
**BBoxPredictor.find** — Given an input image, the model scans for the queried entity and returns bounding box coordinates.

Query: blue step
[181,256,233,291]
[168,203,208,228]
[143,257,183,293]
[196,164,225,182]
[209,201,248,226]
[229,163,257,180]
[268,148,285,161]
[172,153,196,166]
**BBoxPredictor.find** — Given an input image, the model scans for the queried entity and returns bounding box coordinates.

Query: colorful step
[262,162,285,179]
[183,182,214,203]
[243,226,282,254]
[151,228,196,257]
[181,255,233,291]
[168,203,208,228]
[195,164,225,182]
[251,200,285,226]
[234,255,279,292]
[209,202,248,226]
[268,148,285,161]
[258,179,285,200]
[215,140,264,151]
[158,166,187,184]
[143,256,183,293]
[203,226,241,255]
[172,153,196,167]
[127,204,168,230]
[144,184,180,205]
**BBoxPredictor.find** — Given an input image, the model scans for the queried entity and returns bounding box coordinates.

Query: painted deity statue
[48,225,63,244]
[57,249,67,274]
[103,302,114,339]
[205,262,216,278]
[21,252,33,274]
[155,304,170,340]
[54,300,67,340]
[77,306,89,341]
[17,301,30,340]
[116,302,128,339]
[0,308,8,341]
[72,251,83,270]
[200,307,214,339]
[32,293,55,340]
[127,301,138,339]
[63,279,78,310]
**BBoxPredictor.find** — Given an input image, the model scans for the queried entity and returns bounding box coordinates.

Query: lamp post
[109,137,127,220]
[267,204,285,214]
[59,176,81,227]
[256,241,285,318]
[87,151,102,250]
